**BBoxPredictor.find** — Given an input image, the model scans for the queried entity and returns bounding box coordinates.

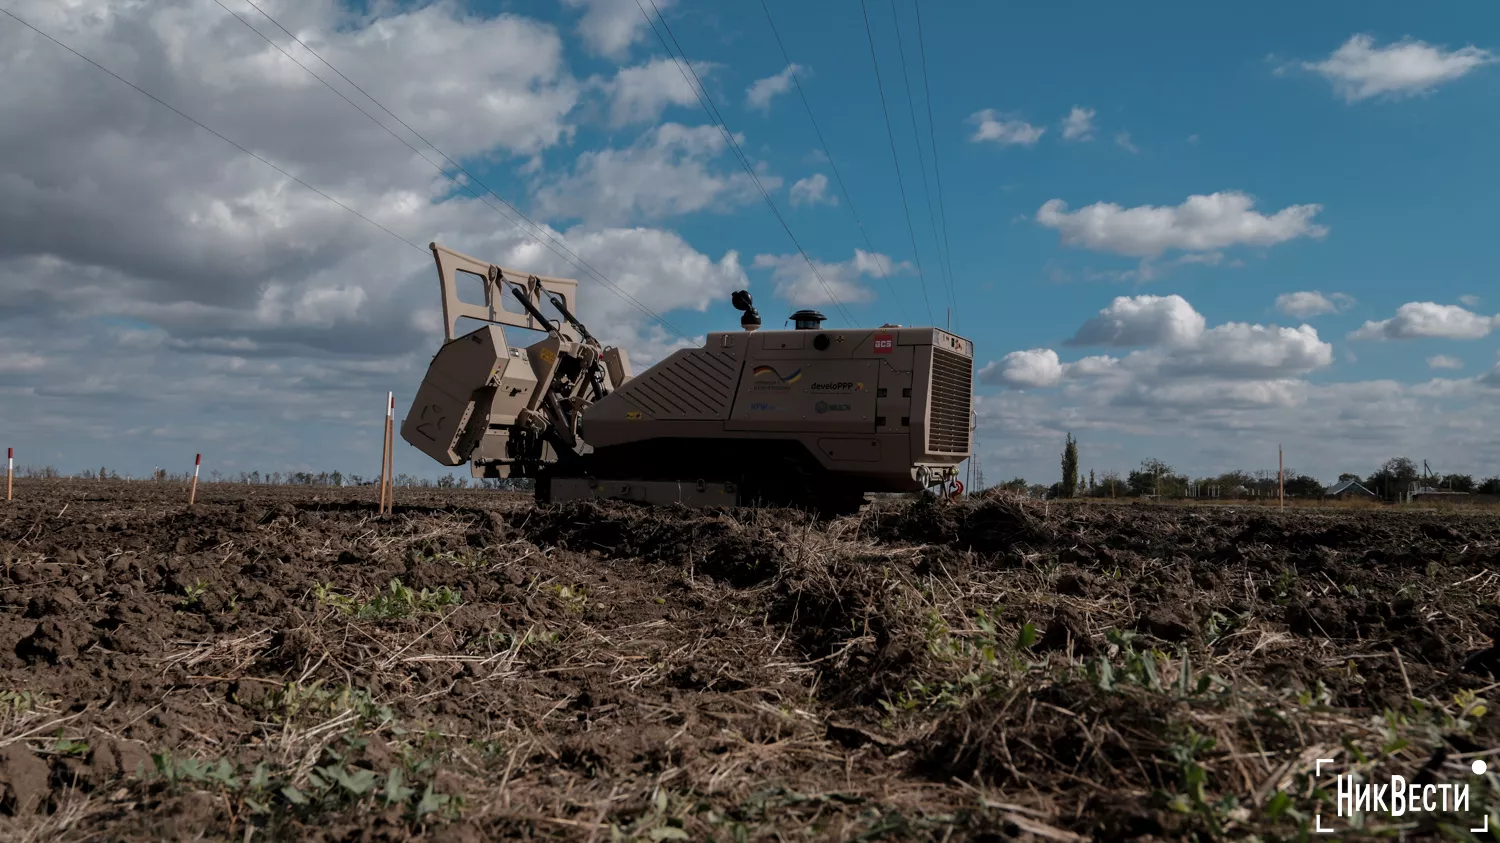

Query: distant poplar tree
[1061,433,1079,498]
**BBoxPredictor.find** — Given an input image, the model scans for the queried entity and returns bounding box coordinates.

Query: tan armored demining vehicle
[401,243,974,516]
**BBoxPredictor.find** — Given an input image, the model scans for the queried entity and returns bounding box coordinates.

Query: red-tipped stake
[189,453,201,506]
[5,447,11,502]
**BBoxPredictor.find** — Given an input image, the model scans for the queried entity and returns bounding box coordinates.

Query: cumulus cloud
[1037,192,1327,259]
[1460,294,1481,308]
[1061,106,1095,141]
[968,110,1045,146]
[789,173,835,207]
[973,369,1500,486]
[0,350,47,374]
[1067,295,1206,348]
[1114,131,1139,153]
[746,64,804,113]
[1155,323,1333,379]
[561,0,675,60]
[979,349,1063,388]
[606,58,705,126]
[974,299,1500,484]
[0,0,751,477]
[1428,355,1464,370]
[533,124,776,226]
[1302,34,1496,102]
[751,249,906,307]
[1275,291,1355,318]
[1349,302,1499,341]
[984,295,1335,427]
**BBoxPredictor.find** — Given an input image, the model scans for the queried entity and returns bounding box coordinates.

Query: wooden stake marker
[189,453,201,505]
[387,393,396,514]
[5,447,11,502]
[379,392,394,515]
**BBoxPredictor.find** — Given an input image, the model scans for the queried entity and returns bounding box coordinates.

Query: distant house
[1325,478,1376,499]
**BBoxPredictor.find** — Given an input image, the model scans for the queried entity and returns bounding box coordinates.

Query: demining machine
[399,242,975,516]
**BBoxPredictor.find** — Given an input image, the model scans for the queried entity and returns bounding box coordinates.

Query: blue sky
[1,0,1497,485]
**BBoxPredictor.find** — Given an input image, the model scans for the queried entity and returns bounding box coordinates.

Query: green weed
[314,578,462,620]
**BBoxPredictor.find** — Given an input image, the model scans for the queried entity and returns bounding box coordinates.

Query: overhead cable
[888,0,957,324]
[911,0,959,327]
[858,0,935,325]
[633,0,855,325]
[758,0,911,326]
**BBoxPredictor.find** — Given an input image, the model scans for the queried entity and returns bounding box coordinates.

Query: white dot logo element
[1473,759,1488,775]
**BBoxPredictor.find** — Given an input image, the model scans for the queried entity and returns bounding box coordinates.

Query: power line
[888,0,956,326]
[0,6,427,257]
[859,0,935,325]
[217,0,687,340]
[632,0,855,326]
[758,0,910,326]
[911,0,958,328]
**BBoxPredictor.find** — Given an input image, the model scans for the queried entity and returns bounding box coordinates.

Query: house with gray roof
[1325,478,1376,498]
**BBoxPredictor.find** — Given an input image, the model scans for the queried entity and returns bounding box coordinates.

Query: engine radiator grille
[927,348,973,455]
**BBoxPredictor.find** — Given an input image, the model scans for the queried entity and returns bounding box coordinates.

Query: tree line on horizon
[13,449,1496,503]
[9,464,534,491]
[978,439,1500,502]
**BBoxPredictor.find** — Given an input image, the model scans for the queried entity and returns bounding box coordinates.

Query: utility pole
[1278,444,1284,511]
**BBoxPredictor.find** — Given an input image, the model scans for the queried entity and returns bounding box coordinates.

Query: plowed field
[1,480,1498,841]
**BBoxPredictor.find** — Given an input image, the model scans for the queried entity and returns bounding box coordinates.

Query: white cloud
[0,0,756,478]
[607,58,705,127]
[751,249,906,307]
[1349,302,1499,341]
[1067,294,1207,347]
[1066,355,1120,378]
[1155,323,1333,380]
[974,332,1500,483]
[533,124,776,225]
[986,296,1334,410]
[1061,107,1095,141]
[0,350,47,374]
[979,349,1063,388]
[1036,191,1327,259]
[789,173,835,207]
[1302,34,1496,102]
[1275,291,1355,318]
[968,110,1045,146]
[1114,131,1139,153]
[1460,294,1481,308]
[1428,355,1464,370]
[746,64,804,113]
[561,0,676,60]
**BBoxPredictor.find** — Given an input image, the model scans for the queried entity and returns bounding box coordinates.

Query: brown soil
[0,479,1497,841]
